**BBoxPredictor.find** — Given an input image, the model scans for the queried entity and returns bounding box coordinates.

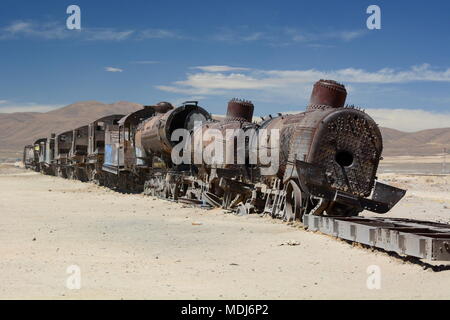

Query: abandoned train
[23,79,406,220]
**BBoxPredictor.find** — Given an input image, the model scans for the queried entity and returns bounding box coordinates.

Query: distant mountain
[0,101,448,159]
[380,127,450,156]
[0,101,142,158]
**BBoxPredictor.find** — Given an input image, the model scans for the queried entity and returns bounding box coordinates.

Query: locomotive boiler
[102,101,211,193]
[189,98,259,207]
[232,80,406,219]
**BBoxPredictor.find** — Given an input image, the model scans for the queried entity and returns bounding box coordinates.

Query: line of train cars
[23,80,406,220]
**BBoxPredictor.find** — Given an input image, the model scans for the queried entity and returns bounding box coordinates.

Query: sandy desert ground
[0,163,450,299]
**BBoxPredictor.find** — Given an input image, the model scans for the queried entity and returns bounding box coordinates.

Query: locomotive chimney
[226,98,254,122]
[144,101,174,114]
[307,79,347,110]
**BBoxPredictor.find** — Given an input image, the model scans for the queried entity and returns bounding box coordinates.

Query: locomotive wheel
[283,180,304,222]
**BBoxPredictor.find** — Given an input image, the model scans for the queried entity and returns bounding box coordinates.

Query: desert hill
[0,101,142,158]
[0,101,448,159]
[380,127,450,156]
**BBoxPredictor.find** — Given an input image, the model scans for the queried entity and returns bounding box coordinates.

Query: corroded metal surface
[139,102,210,163]
[307,79,347,110]
[226,98,254,122]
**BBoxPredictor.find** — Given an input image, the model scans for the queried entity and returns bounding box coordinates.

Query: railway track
[167,193,450,262]
[303,215,450,261]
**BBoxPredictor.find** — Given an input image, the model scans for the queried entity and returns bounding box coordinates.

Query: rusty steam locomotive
[23,80,406,220]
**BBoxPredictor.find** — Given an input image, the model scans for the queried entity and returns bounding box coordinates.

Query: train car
[54,130,73,178]
[101,105,158,190]
[22,79,405,220]
[137,101,211,198]
[234,80,406,219]
[187,98,258,207]
[85,114,124,184]
[39,134,55,175]
[103,101,211,193]
[32,138,47,172]
[22,145,35,170]
[68,125,89,181]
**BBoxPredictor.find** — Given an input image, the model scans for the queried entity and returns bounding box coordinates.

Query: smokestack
[226,98,254,122]
[145,101,174,113]
[307,79,347,110]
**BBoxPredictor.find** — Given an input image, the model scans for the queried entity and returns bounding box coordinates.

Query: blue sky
[0,0,450,130]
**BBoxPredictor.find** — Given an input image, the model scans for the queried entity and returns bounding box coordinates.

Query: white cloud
[0,103,63,113]
[211,27,366,46]
[156,64,450,132]
[192,65,250,72]
[84,29,134,41]
[260,64,450,84]
[0,21,179,42]
[365,108,450,132]
[137,29,182,39]
[0,21,67,40]
[0,100,8,105]
[5,21,31,33]
[285,28,366,43]
[0,20,134,41]
[105,67,123,73]
[156,64,450,97]
[0,20,362,46]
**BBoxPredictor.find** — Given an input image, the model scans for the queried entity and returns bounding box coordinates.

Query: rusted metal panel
[87,114,124,157]
[103,125,122,168]
[117,106,157,126]
[44,134,55,165]
[23,145,34,168]
[307,79,347,110]
[54,130,73,162]
[140,103,211,163]
[308,108,382,197]
[70,125,89,160]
